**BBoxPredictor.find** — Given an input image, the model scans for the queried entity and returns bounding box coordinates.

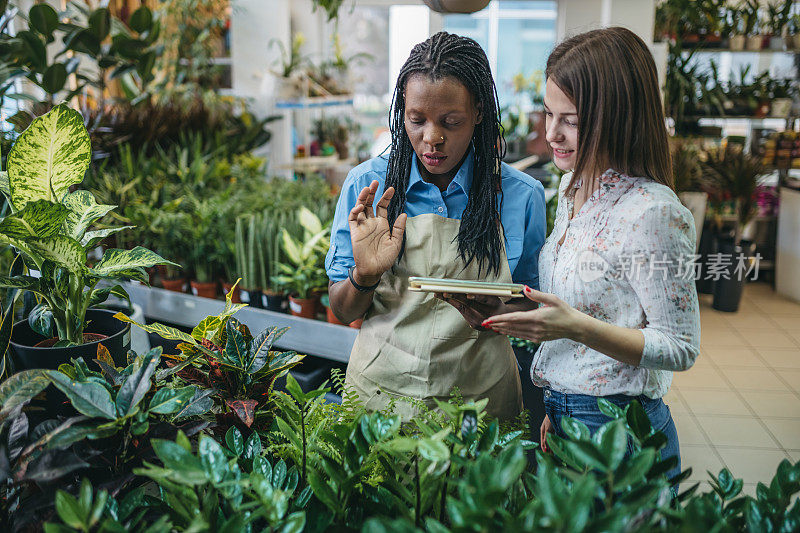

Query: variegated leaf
[247,326,290,374]
[223,278,241,315]
[0,275,40,290]
[113,312,197,345]
[6,104,91,210]
[226,399,257,428]
[81,225,135,248]
[0,369,51,423]
[192,315,223,342]
[0,200,70,239]
[223,318,248,369]
[0,171,10,201]
[27,235,87,272]
[92,246,179,278]
[0,234,45,267]
[92,266,149,284]
[62,190,116,241]
[298,206,323,235]
[173,388,214,419]
[148,385,197,414]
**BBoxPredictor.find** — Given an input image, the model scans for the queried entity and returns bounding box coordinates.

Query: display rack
[123,282,356,363]
[274,95,355,179]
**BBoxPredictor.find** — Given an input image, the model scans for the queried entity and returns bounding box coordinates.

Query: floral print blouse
[531,169,701,398]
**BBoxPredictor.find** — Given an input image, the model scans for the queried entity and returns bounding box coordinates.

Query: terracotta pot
[729,34,745,50]
[325,306,344,325]
[191,280,218,299]
[222,282,242,303]
[162,278,187,293]
[349,318,363,329]
[746,35,763,50]
[288,295,318,319]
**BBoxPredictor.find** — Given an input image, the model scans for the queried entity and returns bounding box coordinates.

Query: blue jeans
[543,388,681,484]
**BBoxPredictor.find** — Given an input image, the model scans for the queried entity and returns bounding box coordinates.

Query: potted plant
[260,209,292,313]
[184,193,230,299]
[742,0,763,50]
[770,79,797,118]
[235,213,267,308]
[701,144,766,312]
[151,210,190,293]
[0,104,177,368]
[115,287,305,432]
[767,0,792,50]
[671,139,707,252]
[789,14,800,50]
[726,6,746,50]
[269,33,308,100]
[272,208,330,319]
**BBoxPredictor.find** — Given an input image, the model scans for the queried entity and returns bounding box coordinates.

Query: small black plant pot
[712,239,756,313]
[241,289,264,309]
[10,308,131,370]
[695,223,720,295]
[262,292,289,313]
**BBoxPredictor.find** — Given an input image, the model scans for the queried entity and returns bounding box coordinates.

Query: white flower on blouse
[532,169,701,398]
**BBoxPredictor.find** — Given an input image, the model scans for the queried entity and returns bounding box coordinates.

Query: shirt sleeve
[325,169,384,283]
[624,202,701,372]
[511,180,546,289]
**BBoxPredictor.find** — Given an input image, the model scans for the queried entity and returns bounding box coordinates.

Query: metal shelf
[123,283,356,363]
[275,95,354,109]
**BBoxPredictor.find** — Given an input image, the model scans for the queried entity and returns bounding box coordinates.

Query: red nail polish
[482,320,491,327]
[524,285,532,292]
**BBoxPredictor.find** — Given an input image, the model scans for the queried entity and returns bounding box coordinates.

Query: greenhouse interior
[1,0,800,530]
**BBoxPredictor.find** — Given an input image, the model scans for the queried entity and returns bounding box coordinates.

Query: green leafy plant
[701,144,767,244]
[671,138,704,193]
[0,346,211,531]
[272,207,330,299]
[1,3,161,116]
[0,104,176,345]
[235,213,267,291]
[115,287,305,430]
[766,0,792,36]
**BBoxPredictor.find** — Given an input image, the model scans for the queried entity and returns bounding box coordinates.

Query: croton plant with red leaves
[115,281,305,432]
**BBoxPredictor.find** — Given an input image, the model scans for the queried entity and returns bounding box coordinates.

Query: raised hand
[348,180,408,284]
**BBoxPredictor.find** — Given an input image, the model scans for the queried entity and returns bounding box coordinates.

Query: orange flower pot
[190,280,218,299]
[289,295,318,319]
[162,278,187,293]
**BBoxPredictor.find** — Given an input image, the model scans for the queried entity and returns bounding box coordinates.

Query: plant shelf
[275,95,355,109]
[122,282,357,363]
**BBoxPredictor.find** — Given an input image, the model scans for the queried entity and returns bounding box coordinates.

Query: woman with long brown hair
[482,27,700,483]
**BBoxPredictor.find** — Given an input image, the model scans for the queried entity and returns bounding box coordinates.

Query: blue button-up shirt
[325,151,546,287]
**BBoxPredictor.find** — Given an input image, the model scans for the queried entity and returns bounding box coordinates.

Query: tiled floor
[669,282,800,496]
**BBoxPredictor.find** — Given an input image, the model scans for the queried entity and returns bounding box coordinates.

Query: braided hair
[386,31,505,276]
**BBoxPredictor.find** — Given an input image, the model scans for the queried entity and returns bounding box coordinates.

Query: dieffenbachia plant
[0,104,178,345]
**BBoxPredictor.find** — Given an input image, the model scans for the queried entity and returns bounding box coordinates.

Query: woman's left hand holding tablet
[482,286,585,342]
[435,293,505,330]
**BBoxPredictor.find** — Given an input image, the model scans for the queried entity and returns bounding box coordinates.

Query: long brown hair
[545,27,673,189]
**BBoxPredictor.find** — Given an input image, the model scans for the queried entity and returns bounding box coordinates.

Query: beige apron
[345,213,523,421]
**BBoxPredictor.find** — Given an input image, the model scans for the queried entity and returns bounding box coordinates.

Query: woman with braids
[483,27,700,481]
[325,31,546,420]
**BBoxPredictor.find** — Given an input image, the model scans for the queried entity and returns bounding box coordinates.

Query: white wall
[230,0,291,167]
[557,0,656,44]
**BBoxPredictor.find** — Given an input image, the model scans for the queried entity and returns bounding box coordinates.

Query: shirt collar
[408,146,474,195]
